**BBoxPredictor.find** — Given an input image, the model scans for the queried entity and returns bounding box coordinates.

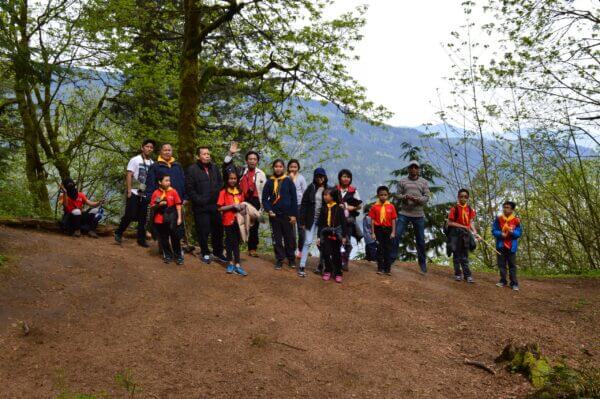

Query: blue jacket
[145,159,187,201]
[262,176,297,217]
[492,216,522,253]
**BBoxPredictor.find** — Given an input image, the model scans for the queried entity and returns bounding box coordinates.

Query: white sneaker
[512,285,520,291]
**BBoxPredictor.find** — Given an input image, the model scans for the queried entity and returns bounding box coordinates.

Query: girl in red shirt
[150,174,183,265]
[368,186,398,275]
[217,171,248,276]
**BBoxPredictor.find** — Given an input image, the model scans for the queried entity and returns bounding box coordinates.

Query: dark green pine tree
[387,142,454,261]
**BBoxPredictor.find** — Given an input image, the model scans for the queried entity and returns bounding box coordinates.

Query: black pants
[269,214,296,262]
[156,222,181,260]
[247,197,261,251]
[498,248,518,286]
[224,223,241,264]
[193,210,224,257]
[63,211,98,234]
[116,194,149,241]
[453,245,472,278]
[321,236,342,276]
[375,226,393,273]
[365,242,378,262]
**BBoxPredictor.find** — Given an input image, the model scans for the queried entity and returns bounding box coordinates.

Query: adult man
[391,160,430,274]
[145,143,187,201]
[115,139,156,246]
[223,141,266,257]
[186,146,226,264]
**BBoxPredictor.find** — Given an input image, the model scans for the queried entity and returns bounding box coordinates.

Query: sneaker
[114,232,122,243]
[512,285,520,291]
[88,230,98,239]
[248,250,259,258]
[419,270,427,276]
[73,230,81,237]
[288,260,296,269]
[376,270,383,275]
[466,276,475,283]
[496,282,507,288]
[163,256,173,264]
[214,254,228,264]
[384,271,392,276]
[137,240,150,248]
[313,268,322,275]
[341,263,349,272]
[335,275,343,283]
[322,272,331,281]
[275,260,283,270]
[201,255,211,264]
[176,257,184,265]
[226,264,235,274]
[297,268,307,278]
[234,265,248,276]
[454,275,463,281]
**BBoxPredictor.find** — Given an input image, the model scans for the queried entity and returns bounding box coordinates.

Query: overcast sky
[326,1,467,127]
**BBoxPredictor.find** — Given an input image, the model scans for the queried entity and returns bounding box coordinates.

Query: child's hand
[342,238,347,245]
[289,216,296,224]
[316,239,320,246]
[159,200,167,207]
[371,234,376,241]
[177,217,182,225]
[390,232,396,239]
[268,211,276,218]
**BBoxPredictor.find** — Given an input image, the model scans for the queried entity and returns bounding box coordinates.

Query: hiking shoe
[234,265,248,276]
[419,270,427,276]
[454,275,463,281]
[275,260,283,270]
[313,267,323,275]
[114,232,122,244]
[466,276,475,283]
[288,259,296,269]
[248,250,259,258]
[73,230,81,237]
[214,253,228,264]
[176,257,184,265]
[163,256,173,264]
[201,255,211,264]
[137,240,150,248]
[335,275,343,283]
[297,268,307,278]
[384,271,392,276]
[512,285,520,291]
[496,282,507,288]
[88,230,98,239]
[226,264,235,274]
[376,270,383,275]
[322,272,331,281]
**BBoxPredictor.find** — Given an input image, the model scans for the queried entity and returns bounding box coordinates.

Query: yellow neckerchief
[159,187,172,200]
[270,174,287,203]
[376,200,391,224]
[456,202,470,226]
[158,155,175,168]
[500,213,515,233]
[227,187,241,204]
[326,201,337,226]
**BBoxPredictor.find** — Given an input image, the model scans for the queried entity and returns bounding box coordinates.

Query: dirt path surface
[1,226,599,399]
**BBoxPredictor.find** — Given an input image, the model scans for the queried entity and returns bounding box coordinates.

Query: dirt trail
[0,226,599,399]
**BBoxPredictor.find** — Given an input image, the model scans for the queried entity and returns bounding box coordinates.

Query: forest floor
[0,226,599,399]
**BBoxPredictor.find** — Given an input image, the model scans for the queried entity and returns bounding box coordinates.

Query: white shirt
[127,154,154,196]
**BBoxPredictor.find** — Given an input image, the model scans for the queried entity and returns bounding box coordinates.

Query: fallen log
[464,358,496,375]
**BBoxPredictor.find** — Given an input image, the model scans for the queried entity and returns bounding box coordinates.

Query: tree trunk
[177,0,201,170]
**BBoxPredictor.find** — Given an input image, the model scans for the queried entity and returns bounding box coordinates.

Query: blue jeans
[392,215,427,272]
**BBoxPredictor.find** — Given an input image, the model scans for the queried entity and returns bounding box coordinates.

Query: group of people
[58,139,523,290]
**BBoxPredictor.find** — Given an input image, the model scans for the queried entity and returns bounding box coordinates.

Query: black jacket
[317,203,348,239]
[186,161,223,212]
[299,183,328,229]
[145,160,187,200]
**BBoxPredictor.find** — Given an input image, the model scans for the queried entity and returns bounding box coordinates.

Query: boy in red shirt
[59,178,104,238]
[447,188,481,283]
[150,174,183,265]
[368,186,397,275]
[217,171,248,276]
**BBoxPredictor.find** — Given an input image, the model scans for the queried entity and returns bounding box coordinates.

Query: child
[316,188,348,283]
[336,169,363,270]
[287,159,307,259]
[492,201,522,291]
[446,189,480,283]
[362,204,378,262]
[59,178,104,238]
[150,174,183,265]
[262,159,298,269]
[217,171,248,276]
[298,167,328,277]
[368,186,397,275]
